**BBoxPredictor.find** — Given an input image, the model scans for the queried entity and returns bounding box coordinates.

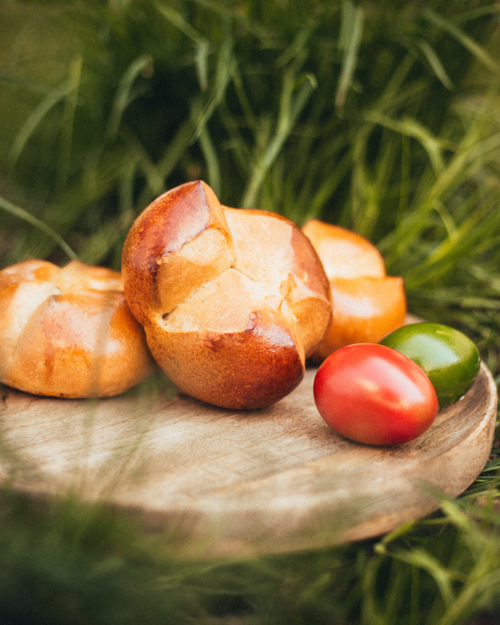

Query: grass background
[1,0,500,623]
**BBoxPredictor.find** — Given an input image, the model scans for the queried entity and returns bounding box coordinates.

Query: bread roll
[302,219,406,360]
[0,259,155,397]
[122,180,332,409]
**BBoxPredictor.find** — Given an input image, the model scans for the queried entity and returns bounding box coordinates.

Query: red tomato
[313,343,438,445]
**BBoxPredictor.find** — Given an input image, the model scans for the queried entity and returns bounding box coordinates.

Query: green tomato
[380,322,481,409]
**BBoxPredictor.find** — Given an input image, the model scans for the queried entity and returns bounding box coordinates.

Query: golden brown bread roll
[122,180,332,409]
[0,259,155,397]
[302,219,407,360]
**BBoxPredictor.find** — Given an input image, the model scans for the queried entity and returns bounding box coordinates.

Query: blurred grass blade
[382,125,500,264]
[0,196,78,261]
[405,192,500,288]
[417,39,454,91]
[121,128,165,200]
[300,150,352,223]
[412,291,500,310]
[198,125,221,197]
[141,117,194,205]
[57,55,83,191]
[335,0,364,110]
[455,6,500,24]
[276,23,314,68]
[364,112,449,174]
[386,548,456,608]
[423,9,499,73]
[241,70,317,207]
[78,211,135,266]
[9,80,75,164]
[372,53,416,114]
[157,3,210,91]
[231,64,257,131]
[189,32,235,144]
[0,73,56,94]
[106,54,153,142]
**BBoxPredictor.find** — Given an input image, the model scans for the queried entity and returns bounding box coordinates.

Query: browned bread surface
[122,181,332,409]
[302,219,386,279]
[0,259,155,398]
[302,219,407,360]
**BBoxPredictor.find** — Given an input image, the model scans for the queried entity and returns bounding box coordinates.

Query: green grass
[1,0,500,623]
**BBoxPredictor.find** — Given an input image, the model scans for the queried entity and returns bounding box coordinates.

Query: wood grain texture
[0,360,496,559]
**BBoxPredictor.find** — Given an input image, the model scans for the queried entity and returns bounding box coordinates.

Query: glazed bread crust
[0,259,155,397]
[122,181,332,409]
[302,219,407,359]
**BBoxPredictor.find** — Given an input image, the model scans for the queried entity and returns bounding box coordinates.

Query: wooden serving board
[0,360,496,559]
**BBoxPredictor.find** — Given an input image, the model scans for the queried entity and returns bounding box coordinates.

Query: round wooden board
[0,361,496,560]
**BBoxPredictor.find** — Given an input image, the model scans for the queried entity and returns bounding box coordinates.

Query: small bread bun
[302,219,387,280]
[302,219,406,360]
[0,259,155,398]
[122,180,332,409]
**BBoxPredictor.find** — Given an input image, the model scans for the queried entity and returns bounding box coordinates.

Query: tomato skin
[380,322,481,409]
[313,344,438,446]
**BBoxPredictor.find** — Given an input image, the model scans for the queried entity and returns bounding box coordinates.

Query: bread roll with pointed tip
[302,219,406,360]
[122,181,332,409]
[0,259,155,398]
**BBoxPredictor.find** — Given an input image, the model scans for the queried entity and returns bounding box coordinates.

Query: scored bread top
[122,181,332,409]
[122,181,234,326]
